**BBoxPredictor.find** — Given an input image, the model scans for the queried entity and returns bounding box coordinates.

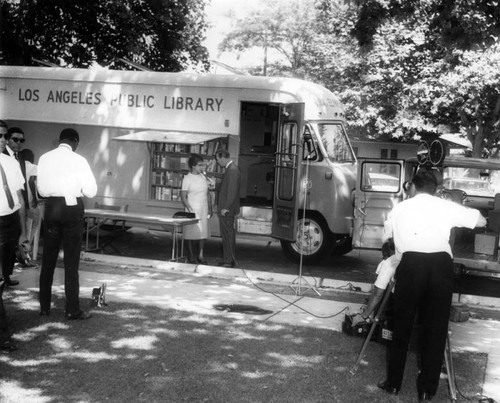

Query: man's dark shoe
[418,392,434,401]
[66,311,92,320]
[5,278,19,286]
[1,340,18,352]
[377,380,399,395]
[39,310,50,317]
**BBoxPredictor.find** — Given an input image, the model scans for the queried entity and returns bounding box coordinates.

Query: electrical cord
[237,266,351,320]
[334,282,363,292]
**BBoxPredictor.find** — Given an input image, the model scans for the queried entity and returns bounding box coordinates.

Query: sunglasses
[11,137,25,143]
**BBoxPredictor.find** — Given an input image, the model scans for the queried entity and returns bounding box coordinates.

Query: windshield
[313,123,355,163]
[443,167,499,197]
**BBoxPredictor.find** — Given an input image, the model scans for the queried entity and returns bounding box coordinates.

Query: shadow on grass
[1,289,486,403]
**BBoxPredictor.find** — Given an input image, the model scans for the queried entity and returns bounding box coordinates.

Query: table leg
[180,228,185,261]
[85,219,91,251]
[96,219,100,250]
[171,227,176,260]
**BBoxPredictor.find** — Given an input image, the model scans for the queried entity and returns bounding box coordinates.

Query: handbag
[173,211,195,218]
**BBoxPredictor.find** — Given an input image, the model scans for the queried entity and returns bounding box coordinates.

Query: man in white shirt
[37,128,97,320]
[378,169,486,401]
[3,127,29,208]
[1,120,29,351]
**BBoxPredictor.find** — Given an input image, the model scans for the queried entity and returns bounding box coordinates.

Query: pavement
[8,250,500,402]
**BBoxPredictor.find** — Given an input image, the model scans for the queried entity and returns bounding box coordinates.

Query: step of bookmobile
[0,66,357,264]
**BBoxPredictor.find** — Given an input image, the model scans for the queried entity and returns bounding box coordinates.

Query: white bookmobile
[0,66,357,262]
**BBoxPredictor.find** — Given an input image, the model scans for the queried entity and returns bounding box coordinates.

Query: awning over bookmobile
[113,130,229,144]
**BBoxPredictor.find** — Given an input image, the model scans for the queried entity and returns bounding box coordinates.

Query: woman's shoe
[197,258,208,265]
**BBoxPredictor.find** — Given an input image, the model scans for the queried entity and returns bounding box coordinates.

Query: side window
[361,162,401,193]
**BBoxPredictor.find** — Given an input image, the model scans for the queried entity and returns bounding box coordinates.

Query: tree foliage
[0,0,210,71]
[218,0,318,76]
[347,0,500,156]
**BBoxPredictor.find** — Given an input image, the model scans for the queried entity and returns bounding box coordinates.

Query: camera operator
[378,169,487,401]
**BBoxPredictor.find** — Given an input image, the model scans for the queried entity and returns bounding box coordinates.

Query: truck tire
[280,213,333,264]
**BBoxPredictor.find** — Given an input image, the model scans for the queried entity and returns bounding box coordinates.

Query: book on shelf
[190,144,201,154]
[172,188,180,201]
[162,187,172,201]
[205,159,217,173]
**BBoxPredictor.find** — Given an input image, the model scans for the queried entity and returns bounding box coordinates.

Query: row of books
[153,143,199,153]
[152,171,184,187]
[152,157,221,174]
[152,138,227,156]
[153,186,181,201]
[153,155,189,170]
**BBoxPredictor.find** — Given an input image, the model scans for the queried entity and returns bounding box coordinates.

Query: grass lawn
[0,289,486,402]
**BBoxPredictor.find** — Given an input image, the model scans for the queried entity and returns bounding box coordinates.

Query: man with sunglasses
[3,127,29,211]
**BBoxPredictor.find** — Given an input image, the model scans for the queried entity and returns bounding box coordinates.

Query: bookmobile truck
[0,66,357,263]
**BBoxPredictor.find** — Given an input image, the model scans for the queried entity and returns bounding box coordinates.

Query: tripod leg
[444,332,458,402]
[350,280,395,375]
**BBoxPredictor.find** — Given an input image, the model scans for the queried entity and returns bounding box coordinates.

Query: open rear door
[352,158,405,249]
[271,103,305,241]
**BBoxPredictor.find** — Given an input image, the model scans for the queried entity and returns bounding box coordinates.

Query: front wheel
[280,213,333,264]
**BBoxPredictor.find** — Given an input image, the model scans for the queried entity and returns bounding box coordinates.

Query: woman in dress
[180,154,212,264]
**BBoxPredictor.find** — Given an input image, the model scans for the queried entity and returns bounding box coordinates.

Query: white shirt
[25,160,37,179]
[37,143,97,205]
[25,160,37,203]
[4,145,15,158]
[386,193,480,257]
[0,153,24,215]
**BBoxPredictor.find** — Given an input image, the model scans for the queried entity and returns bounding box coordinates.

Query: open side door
[271,103,305,241]
[352,158,405,249]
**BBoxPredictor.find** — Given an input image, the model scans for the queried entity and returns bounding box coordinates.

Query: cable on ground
[238,267,350,320]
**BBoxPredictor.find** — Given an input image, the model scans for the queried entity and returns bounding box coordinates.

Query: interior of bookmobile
[0,66,357,262]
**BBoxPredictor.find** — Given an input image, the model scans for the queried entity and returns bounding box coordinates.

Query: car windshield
[313,123,355,163]
[443,167,498,196]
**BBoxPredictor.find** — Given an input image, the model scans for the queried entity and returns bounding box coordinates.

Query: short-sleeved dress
[181,173,209,240]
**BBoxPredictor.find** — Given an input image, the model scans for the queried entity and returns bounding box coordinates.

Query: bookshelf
[150,137,227,202]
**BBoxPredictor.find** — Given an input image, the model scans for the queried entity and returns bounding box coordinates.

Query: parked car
[353,155,500,277]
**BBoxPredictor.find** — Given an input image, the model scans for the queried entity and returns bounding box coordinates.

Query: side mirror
[302,127,317,160]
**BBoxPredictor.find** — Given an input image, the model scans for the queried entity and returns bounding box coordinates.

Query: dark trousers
[219,213,236,264]
[0,211,21,280]
[0,280,10,342]
[387,251,453,395]
[39,198,84,315]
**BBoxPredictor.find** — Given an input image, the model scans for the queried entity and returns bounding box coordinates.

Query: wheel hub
[294,219,323,255]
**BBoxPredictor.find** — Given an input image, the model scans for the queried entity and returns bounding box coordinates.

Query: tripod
[290,153,320,296]
[349,281,458,402]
